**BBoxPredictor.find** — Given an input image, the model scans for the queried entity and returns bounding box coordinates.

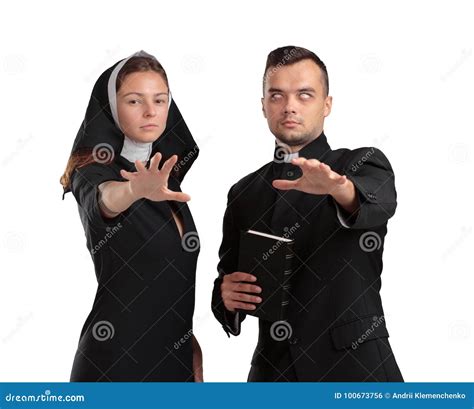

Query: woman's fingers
[134,159,147,172]
[161,155,178,175]
[164,189,191,202]
[120,169,137,180]
[149,152,162,171]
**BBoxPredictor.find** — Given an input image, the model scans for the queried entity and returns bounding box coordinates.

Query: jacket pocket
[330,314,389,350]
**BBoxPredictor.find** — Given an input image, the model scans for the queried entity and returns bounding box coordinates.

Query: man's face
[262,59,332,150]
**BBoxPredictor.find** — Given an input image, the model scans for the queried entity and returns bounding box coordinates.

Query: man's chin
[275,134,309,147]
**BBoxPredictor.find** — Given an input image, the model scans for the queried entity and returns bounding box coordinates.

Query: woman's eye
[128,100,140,105]
[156,99,166,104]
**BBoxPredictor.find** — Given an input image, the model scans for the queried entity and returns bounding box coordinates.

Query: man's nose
[284,96,297,114]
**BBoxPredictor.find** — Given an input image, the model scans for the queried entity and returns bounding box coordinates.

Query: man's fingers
[272,178,300,190]
[228,301,257,311]
[231,292,262,304]
[235,282,262,294]
[291,157,307,167]
[228,272,257,283]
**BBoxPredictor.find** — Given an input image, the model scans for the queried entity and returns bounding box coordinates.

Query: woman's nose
[144,102,157,117]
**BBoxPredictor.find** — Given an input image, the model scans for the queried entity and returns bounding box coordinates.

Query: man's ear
[261,97,267,119]
[324,95,333,118]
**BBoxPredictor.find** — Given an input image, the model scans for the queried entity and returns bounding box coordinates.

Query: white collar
[281,152,299,163]
[120,135,152,163]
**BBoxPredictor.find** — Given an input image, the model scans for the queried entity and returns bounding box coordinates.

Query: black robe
[65,51,200,381]
[212,132,403,382]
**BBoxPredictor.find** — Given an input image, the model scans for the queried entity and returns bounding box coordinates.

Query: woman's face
[116,71,169,143]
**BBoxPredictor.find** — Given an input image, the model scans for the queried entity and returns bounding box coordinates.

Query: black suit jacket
[212,132,403,381]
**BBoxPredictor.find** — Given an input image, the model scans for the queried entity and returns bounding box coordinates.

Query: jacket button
[286,171,294,178]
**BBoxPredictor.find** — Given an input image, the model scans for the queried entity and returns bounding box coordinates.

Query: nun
[60,50,202,382]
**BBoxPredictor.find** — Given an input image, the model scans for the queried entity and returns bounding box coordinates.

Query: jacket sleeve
[331,147,397,229]
[211,184,246,337]
[70,162,126,230]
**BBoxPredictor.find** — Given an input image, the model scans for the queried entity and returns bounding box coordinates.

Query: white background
[0,0,472,382]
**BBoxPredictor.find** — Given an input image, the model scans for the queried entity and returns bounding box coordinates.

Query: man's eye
[271,94,283,100]
[300,93,312,99]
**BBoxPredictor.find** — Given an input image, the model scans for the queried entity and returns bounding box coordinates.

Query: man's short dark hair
[263,46,329,96]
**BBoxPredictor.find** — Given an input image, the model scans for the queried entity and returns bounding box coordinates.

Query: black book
[236,229,295,322]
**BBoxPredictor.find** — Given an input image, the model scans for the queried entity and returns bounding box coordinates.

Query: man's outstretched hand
[272,157,359,214]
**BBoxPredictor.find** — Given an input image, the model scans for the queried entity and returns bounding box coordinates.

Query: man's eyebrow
[121,92,168,97]
[298,87,316,93]
[266,87,316,93]
[267,87,284,93]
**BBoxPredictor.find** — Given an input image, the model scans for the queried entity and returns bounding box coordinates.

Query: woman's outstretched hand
[120,152,191,202]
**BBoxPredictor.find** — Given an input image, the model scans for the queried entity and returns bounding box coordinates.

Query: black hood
[63,50,199,198]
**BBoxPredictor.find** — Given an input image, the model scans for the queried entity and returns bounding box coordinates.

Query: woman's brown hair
[60,56,169,191]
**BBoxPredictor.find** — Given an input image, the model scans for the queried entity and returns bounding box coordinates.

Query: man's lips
[281,120,301,128]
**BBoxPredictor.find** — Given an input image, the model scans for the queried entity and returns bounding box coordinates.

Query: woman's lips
[141,125,159,130]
